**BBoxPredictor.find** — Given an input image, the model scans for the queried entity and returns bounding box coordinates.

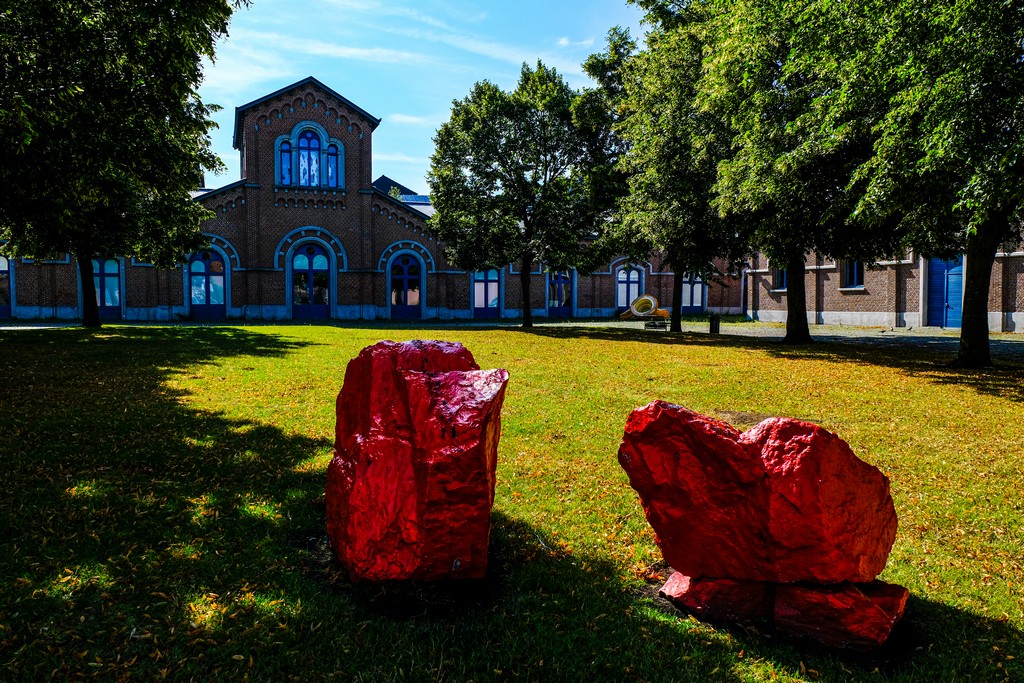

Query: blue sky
[199,0,644,194]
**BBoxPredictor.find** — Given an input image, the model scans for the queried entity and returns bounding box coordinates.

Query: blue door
[547,270,572,318]
[473,269,500,319]
[390,255,422,319]
[189,251,227,320]
[0,256,10,318]
[292,244,330,319]
[927,257,963,328]
[92,258,122,321]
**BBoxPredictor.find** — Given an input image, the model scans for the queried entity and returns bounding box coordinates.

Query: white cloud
[228,29,429,65]
[375,152,429,164]
[389,113,438,125]
[557,37,595,48]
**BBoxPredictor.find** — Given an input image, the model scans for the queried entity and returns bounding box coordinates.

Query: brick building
[745,250,1024,332]
[1,77,739,324]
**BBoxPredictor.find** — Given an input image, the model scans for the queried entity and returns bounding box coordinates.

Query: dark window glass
[326,145,339,188]
[842,260,864,288]
[773,268,787,291]
[280,141,292,185]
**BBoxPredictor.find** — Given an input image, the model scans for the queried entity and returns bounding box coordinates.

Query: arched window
[473,269,500,318]
[189,251,226,319]
[279,141,292,185]
[91,258,121,320]
[616,267,642,310]
[0,255,10,318]
[292,243,330,318]
[298,130,320,187]
[326,145,339,188]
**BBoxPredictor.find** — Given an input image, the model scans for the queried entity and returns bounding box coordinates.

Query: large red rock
[659,572,772,623]
[775,580,910,650]
[325,340,509,581]
[618,401,898,583]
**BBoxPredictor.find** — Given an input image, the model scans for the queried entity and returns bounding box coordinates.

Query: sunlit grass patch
[0,323,1021,681]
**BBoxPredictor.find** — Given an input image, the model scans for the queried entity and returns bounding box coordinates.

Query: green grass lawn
[0,323,1021,681]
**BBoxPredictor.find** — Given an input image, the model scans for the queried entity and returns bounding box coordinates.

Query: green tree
[0,0,247,327]
[840,0,1024,367]
[611,8,749,333]
[428,62,603,327]
[674,0,901,344]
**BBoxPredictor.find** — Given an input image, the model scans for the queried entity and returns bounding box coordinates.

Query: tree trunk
[783,252,811,344]
[75,247,101,328]
[954,218,1003,368]
[520,253,533,328]
[670,269,683,333]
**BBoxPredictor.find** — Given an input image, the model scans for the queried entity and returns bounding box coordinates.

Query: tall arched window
[91,258,121,320]
[0,255,10,318]
[616,266,642,311]
[473,269,500,319]
[292,243,330,319]
[298,130,320,187]
[279,141,292,185]
[326,145,339,188]
[189,251,226,319]
[390,255,422,319]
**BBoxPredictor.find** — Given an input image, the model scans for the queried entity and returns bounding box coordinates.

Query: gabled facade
[1,77,740,323]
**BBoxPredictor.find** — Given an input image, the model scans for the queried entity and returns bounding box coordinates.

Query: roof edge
[232,76,383,149]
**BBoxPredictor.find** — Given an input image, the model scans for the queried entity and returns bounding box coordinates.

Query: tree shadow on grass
[1,326,1020,681]
[296,511,1024,682]
[509,324,1024,404]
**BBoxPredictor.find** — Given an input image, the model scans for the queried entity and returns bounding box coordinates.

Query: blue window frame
[92,258,121,320]
[280,141,292,185]
[326,145,339,188]
[616,267,642,310]
[390,255,422,319]
[189,251,226,319]
[473,269,500,319]
[292,244,330,319]
[772,267,787,291]
[842,260,864,288]
[298,131,320,187]
[0,255,10,318]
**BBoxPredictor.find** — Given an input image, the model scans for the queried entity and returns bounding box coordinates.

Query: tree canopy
[428,62,607,327]
[628,0,1022,361]
[0,0,247,327]
[838,0,1024,366]
[607,12,749,332]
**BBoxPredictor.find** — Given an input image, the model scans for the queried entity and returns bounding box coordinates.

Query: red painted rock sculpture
[659,572,772,623]
[621,401,907,649]
[325,340,509,581]
[618,401,897,583]
[775,581,910,650]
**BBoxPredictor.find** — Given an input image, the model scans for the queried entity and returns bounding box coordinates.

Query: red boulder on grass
[326,340,509,581]
[620,401,907,650]
[618,401,898,584]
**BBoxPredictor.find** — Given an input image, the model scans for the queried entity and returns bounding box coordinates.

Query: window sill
[274,186,346,196]
[838,286,866,293]
[769,288,787,293]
